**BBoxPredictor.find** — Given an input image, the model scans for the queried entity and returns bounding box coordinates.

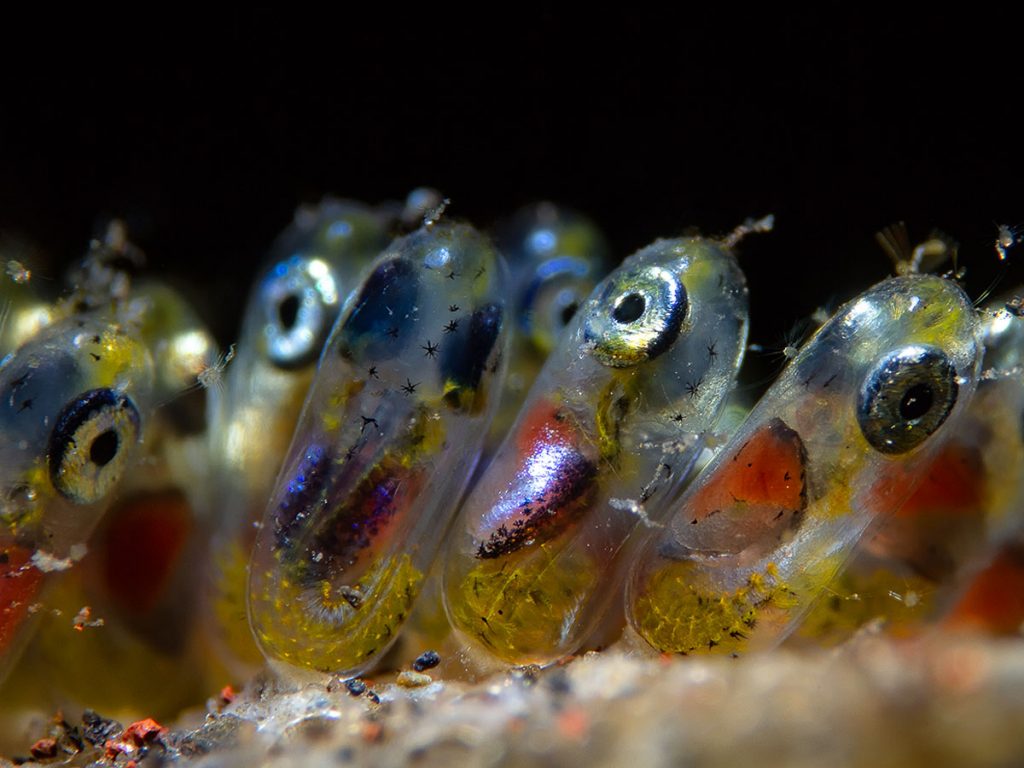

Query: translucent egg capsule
[248,221,509,676]
[0,314,154,682]
[209,198,392,509]
[626,274,981,655]
[499,202,610,357]
[489,203,611,447]
[934,306,1024,633]
[443,234,750,665]
[206,199,393,672]
[21,280,220,718]
[797,298,1024,641]
[894,302,1024,571]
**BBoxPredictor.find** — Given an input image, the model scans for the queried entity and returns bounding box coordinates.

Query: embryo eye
[583,265,687,368]
[49,388,141,504]
[857,345,958,455]
[260,256,338,369]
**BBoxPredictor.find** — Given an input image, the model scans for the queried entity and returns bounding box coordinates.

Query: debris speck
[6,260,31,285]
[81,710,122,746]
[30,545,87,573]
[981,364,1015,381]
[198,343,237,391]
[609,498,663,528]
[30,738,57,760]
[402,187,445,227]
[510,665,541,687]
[129,722,163,746]
[996,223,1020,260]
[423,196,451,228]
[396,670,433,688]
[412,650,441,672]
[72,605,104,631]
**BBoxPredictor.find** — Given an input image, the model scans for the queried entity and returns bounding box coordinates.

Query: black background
[2,8,1020,388]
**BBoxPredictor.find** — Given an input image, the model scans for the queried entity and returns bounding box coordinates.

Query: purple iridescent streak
[273,444,331,550]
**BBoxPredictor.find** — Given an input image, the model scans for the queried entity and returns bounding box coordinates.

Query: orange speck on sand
[930,644,988,694]
[30,737,58,759]
[123,718,168,746]
[557,708,589,741]
[105,741,129,759]
[106,718,169,757]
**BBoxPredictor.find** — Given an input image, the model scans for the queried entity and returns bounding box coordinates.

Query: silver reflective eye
[857,345,958,455]
[521,256,592,354]
[260,256,339,369]
[583,265,687,368]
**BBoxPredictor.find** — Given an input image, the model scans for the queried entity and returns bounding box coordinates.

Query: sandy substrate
[5,630,1024,768]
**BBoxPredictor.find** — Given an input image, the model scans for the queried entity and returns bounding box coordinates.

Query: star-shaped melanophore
[9,372,29,392]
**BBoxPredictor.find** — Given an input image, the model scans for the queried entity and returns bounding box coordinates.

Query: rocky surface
[5,632,1024,768]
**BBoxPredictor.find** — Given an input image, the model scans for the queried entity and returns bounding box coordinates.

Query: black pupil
[278,294,301,330]
[89,430,119,467]
[560,301,579,326]
[613,293,645,324]
[899,383,934,421]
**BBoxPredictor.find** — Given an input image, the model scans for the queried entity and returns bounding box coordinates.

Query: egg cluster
[0,194,1020,727]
